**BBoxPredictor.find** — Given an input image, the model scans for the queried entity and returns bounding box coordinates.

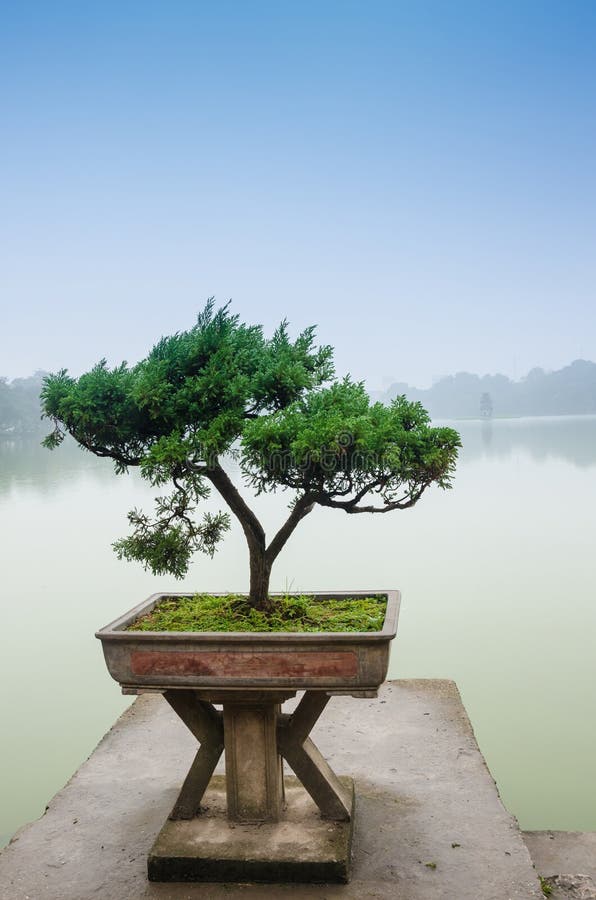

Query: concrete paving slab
[538,874,596,900]
[524,831,596,897]
[0,679,543,900]
[524,831,596,881]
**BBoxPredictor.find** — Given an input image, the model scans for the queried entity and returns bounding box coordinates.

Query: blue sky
[1,1,595,387]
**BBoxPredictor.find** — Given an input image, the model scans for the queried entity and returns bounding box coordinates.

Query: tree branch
[265,493,316,566]
[316,484,428,514]
[204,461,266,549]
[73,436,144,468]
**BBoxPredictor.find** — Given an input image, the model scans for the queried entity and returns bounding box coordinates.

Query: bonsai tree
[41,301,461,613]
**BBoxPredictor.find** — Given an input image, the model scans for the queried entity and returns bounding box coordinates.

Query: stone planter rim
[96,590,400,645]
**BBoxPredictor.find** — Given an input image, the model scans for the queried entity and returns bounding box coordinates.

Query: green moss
[127,593,387,633]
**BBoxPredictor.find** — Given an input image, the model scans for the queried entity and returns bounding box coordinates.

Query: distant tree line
[372,360,596,419]
[0,372,47,435]
[3,360,596,435]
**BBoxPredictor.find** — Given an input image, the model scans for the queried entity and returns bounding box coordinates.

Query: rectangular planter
[96,590,400,694]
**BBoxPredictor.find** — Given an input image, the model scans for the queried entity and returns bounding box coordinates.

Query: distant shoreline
[432,412,596,423]
[372,359,596,421]
[3,362,596,434]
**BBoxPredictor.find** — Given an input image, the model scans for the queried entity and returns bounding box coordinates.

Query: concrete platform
[523,831,596,899]
[524,831,596,881]
[0,679,543,899]
[148,776,354,883]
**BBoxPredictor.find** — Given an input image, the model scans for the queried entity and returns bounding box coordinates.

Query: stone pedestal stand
[97,592,401,883]
[147,688,355,883]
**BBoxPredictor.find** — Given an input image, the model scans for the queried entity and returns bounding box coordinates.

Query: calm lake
[1,416,596,847]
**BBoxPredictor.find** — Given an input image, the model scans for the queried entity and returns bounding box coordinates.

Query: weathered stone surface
[131,648,360,678]
[223,701,282,822]
[98,590,399,691]
[0,680,543,899]
[148,775,354,883]
[541,874,596,899]
[524,831,596,881]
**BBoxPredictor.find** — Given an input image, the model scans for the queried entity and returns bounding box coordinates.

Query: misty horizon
[1,323,594,392]
[3,355,596,392]
[4,357,596,437]
[2,4,595,389]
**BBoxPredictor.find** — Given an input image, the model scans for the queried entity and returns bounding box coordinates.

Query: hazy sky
[2,1,595,388]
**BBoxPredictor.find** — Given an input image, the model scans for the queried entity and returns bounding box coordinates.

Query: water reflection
[0,435,114,497]
[446,416,596,468]
[3,416,596,502]
[1,414,596,840]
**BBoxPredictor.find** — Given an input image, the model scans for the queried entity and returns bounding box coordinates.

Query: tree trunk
[205,464,317,613]
[248,544,272,612]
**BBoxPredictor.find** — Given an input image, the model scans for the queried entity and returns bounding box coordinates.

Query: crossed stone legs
[163,689,352,824]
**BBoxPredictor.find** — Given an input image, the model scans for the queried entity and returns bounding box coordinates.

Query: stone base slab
[148,775,355,883]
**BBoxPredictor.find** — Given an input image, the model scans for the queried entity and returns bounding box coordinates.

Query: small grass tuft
[127,593,387,633]
[539,876,553,896]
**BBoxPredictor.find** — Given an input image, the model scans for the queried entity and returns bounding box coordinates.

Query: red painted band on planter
[130,649,358,678]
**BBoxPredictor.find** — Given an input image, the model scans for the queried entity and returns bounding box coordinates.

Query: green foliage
[242,380,460,509]
[113,506,230,578]
[41,300,461,597]
[539,876,553,896]
[42,300,333,464]
[127,593,387,633]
